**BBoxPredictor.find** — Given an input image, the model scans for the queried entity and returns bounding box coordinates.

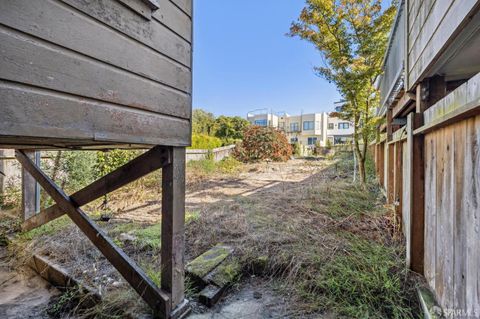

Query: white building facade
[247,112,353,147]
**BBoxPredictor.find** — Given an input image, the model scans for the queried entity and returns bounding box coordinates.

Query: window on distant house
[291,137,298,143]
[303,121,314,130]
[290,122,299,132]
[254,119,267,126]
[307,137,317,145]
[338,122,350,129]
[328,123,334,130]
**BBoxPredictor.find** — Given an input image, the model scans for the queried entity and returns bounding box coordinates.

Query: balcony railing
[378,0,405,116]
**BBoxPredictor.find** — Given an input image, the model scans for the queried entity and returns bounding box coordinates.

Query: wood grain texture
[0,0,191,93]
[15,150,171,317]
[0,26,190,119]
[22,146,171,232]
[60,0,191,67]
[161,147,186,309]
[153,0,192,41]
[402,140,411,267]
[407,0,477,89]
[423,115,480,314]
[0,81,191,147]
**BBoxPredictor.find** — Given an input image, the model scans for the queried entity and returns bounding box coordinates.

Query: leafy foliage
[289,0,396,184]
[190,134,223,150]
[94,150,140,178]
[233,126,292,162]
[192,108,250,146]
[192,109,217,136]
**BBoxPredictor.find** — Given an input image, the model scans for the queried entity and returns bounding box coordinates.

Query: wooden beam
[15,149,171,318]
[22,146,171,231]
[22,150,37,220]
[414,99,480,136]
[393,92,416,118]
[394,142,403,230]
[407,113,425,275]
[387,143,395,204]
[161,147,186,310]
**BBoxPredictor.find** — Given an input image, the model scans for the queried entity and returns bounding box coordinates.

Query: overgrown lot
[1,153,420,318]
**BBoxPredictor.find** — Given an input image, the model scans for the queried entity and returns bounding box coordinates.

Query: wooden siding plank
[0,81,191,147]
[60,0,191,66]
[169,0,192,17]
[408,0,435,48]
[0,0,191,93]
[0,26,191,119]
[408,0,477,89]
[153,0,192,42]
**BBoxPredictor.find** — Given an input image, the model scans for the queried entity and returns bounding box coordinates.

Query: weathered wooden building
[0,0,192,317]
[373,0,480,316]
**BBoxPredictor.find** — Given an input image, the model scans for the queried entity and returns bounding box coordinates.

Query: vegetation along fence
[373,72,480,315]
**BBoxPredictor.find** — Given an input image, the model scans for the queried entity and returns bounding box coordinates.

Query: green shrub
[233,126,292,162]
[190,134,223,150]
[94,150,140,178]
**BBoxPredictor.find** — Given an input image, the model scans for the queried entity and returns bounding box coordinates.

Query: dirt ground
[1,155,416,318]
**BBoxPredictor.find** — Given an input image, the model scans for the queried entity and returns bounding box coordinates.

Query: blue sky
[192,0,341,117]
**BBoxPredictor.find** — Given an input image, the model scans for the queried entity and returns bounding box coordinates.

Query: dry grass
[4,153,420,318]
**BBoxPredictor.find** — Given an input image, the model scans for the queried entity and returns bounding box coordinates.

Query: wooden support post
[161,147,186,311]
[387,143,395,204]
[407,113,425,275]
[22,150,38,220]
[394,142,403,230]
[15,149,171,318]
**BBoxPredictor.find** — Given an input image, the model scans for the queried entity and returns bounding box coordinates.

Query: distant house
[246,111,353,147]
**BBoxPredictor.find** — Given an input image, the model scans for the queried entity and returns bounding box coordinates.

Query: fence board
[423,114,480,314]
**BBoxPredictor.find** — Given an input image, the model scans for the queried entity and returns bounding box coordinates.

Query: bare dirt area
[1,154,420,318]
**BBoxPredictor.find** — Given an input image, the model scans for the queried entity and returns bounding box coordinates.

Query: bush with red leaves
[233,126,292,162]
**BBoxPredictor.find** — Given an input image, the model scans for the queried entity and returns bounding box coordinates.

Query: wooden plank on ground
[15,150,171,318]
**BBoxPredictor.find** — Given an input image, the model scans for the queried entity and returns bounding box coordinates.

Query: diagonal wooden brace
[22,146,171,231]
[16,149,171,318]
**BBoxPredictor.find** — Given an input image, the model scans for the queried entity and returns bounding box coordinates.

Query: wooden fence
[373,72,480,315]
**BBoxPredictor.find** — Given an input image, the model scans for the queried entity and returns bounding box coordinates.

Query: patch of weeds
[217,157,242,174]
[324,184,378,218]
[186,210,200,224]
[187,158,216,175]
[143,264,161,287]
[133,223,161,250]
[299,234,418,318]
[47,287,81,317]
[19,215,71,240]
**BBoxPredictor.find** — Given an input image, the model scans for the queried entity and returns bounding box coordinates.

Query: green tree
[192,109,216,136]
[290,0,395,185]
[214,116,250,141]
